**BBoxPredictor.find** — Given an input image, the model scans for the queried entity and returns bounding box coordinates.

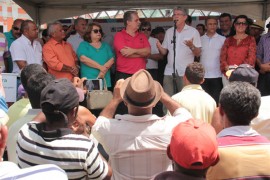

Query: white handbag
[86,79,113,109]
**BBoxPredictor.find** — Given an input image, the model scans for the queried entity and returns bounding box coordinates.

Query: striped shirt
[17,122,109,180]
[257,32,270,63]
[207,126,270,180]
[0,162,68,179]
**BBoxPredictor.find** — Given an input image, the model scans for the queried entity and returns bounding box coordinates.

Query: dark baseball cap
[40,78,79,114]
[229,64,259,86]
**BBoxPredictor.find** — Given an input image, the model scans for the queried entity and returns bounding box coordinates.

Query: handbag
[86,78,113,109]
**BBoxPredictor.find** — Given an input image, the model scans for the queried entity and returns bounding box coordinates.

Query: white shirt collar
[217,126,260,138]
[182,84,203,91]
[21,34,39,46]
[21,34,31,45]
[204,32,219,38]
[75,32,83,39]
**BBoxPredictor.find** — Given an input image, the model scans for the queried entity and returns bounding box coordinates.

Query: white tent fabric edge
[13,0,270,24]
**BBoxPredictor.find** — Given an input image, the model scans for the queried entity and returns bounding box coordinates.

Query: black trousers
[258,72,270,96]
[115,71,133,115]
[146,69,158,81]
[201,77,223,105]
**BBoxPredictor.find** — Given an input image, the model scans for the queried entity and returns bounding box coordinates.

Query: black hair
[196,24,206,31]
[21,64,46,90]
[219,82,261,125]
[232,15,250,35]
[27,73,55,108]
[219,13,232,21]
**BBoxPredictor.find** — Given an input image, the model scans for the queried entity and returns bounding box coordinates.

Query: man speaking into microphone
[157,7,201,113]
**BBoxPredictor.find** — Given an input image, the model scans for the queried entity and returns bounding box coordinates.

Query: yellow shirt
[7,98,31,128]
[168,84,216,124]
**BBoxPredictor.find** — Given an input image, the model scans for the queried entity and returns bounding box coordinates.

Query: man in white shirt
[201,17,226,104]
[140,21,163,81]
[92,70,192,180]
[140,21,164,116]
[67,17,87,52]
[169,62,216,124]
[157,7,201,97]
[10,20,43,74]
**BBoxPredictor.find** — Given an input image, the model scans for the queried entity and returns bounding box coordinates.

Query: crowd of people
[0,6,270,179]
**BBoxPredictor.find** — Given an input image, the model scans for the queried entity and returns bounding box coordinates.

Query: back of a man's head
[219,82,261,126]
[185,62,205,84]
[27,73,55,109]
[168,118,219,177]
[21,64,46,90]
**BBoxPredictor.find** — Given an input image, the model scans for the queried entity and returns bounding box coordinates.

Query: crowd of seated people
[1,6,270,180]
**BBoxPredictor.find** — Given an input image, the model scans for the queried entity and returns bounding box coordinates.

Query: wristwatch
[190,46,195,51]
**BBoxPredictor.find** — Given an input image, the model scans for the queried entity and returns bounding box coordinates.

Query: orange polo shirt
[43,38,77,80]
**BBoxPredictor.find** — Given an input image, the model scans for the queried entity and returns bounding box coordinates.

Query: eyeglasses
[13,26,20,31]
[235,22,248,26]
[141,27,151,31]
[92,29,102,34]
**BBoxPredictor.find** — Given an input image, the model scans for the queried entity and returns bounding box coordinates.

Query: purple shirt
[257,32,270,63]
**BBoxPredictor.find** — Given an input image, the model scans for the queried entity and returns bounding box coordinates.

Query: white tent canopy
[14,0,270,24]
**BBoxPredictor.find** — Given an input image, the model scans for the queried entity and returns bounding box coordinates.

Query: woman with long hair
[220,15,256,84]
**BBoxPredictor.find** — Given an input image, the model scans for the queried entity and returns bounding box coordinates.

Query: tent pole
[262,0,267,20]
[35,6,40,27]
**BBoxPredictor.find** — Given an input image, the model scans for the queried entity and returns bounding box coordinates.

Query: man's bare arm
[16,60,27,70]
[120,47,150,58]
[160,92,181,115]
[156,41,168,56]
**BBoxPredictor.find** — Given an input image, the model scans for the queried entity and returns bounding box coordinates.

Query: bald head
[12,19,24,39]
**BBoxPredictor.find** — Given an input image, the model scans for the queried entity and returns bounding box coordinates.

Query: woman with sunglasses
[77,22,114,88]
[220,15,256,85]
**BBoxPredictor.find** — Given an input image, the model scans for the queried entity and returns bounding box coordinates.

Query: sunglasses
[92,29,102,34]
[13,26,20,31]
[141,27,151,31]
[235,22,248,26]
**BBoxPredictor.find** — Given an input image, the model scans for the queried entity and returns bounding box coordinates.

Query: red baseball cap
[168,119,219,170]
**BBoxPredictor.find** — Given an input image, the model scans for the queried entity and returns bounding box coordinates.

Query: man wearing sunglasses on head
[4,19,24,73]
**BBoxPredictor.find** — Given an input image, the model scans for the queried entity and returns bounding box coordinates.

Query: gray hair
[74,17,86,26]
[21,20,35,33]
[123,11,138,27]
[173,7,187,16]
[48,21,62,36]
